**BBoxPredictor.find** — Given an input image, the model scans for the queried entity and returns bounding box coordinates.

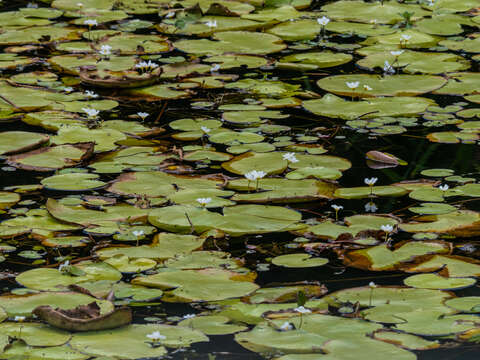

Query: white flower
[391,50,404,56]
[145,60,158,70]
[331,204,343,211]
[63,87,73,93]
[134,61,158,72]
[82,107,100,118]
[438,184,449,191]
[14,316,26,322]
[279,321,293,331]
[132,230,145,237]
[165,11,175,18]
[365,202,378,213]
[364,177,378,186]
[317,16,330,26]
[146,331,166,342]
[294,306,311,314]
[370,19,377,25]
[137,112,149,120]
[85,90,98,98]
[282,152,299,163]
[363,85,373,91]
[134,61,148,70]
[400,34,411,41]
[427,0,434,6]
[77,2,83,7]
[196,197,212,207]
[346,81,360,89]
[383,60,395,74]
[99,44,112,56]
[200,126,211,133]
[380,224,393,233]
[244,170,266,181]
[84,19,98,27]
[58,260,70,272]
[205,20,217,28]
[369,281,377,289]
[183,314,196,319]
[210,64,221,72]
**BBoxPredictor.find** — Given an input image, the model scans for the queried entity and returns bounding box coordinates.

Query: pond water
[0,0,479,359]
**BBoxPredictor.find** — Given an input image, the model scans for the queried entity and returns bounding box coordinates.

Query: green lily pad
[132,268,259,302]
[0,322,71,346]
[0,131,49,155]
[373,330,439,350]
[445,296,480,312]
[0,342,88,360]
[304,94,433,120]
[400,210,480,237]
[178,315,247,335]
[69,324,207,359]
[96,233,205,260]
[0,291,113,317]
[404,273,476,290]
[41,173,106,191]
[16,260,122,291]
[343,241,450,271]
[317,75,446,98]
[409,202,457,215]
[7,143,93,171]
[271,253,328,268]
[175,31,286,55]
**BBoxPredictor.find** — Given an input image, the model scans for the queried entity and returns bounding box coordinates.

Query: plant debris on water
[0,0,479,359]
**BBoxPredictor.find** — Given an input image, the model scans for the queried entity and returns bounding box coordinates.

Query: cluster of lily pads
[0,0,479,359]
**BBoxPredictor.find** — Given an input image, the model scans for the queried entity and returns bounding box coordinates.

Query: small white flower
[14,316,26,322]
[370,19,377,24]
[294,306,311,314]
[317,16,330,26]
[183,314,196,319]
[279,321,293,331]
[137,112,149,120]
[196,197,212,207]
[200,126,211,133]
[77,3,83,8]
[165,11,175,18]
[85,90,98,98]
[400,34,412,41]
[84,19,98,27]
[99,44,112,56]
[369,281,377,289]
[331,204,343,211]
[145,60,158,70]
[132,230,145,237]
[134,61,148,70]
[365,202,378,213]
[282,152,299,163]
[346,81,360,89]
[205,20,217,28]
[364,177,378,186]
[245,170,266,181]
[427,0,434,6]
[134,61,158,72]
[363,85,373,91]
[383,60,395,74]
[391,50,404,56]
[58,260,70,272]
[146,331,166,342]
[380,224,393,233]
[63,87,73,93]
[438,184,449,191]
[82,107,100,118]
[210,64,221,72]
